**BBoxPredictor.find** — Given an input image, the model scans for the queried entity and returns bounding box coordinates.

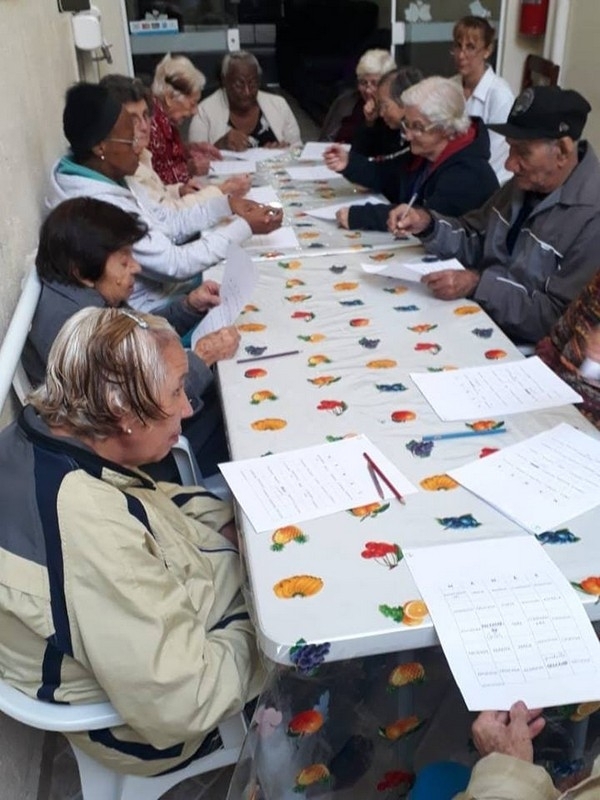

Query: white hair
[221,50,262,80]
[356,48,396,78]
[152,53,206,99]
[401,76,470,136]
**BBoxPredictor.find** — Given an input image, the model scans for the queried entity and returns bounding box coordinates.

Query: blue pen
[422,428,508,442]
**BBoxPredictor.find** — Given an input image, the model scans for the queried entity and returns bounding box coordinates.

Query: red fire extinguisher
[519,0,549,36]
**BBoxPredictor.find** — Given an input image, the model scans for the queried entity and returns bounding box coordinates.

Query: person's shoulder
[480,66,514,101]
[199,88,226,110]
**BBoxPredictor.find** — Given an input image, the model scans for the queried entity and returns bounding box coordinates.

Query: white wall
[0,0,79,786]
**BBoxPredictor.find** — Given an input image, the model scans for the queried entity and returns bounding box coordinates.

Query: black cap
[63,83,122,156]
[487,86,591,141]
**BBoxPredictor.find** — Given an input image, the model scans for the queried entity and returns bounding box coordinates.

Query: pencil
[366,463,384,499]
[362,452,405,505]
[422,428,507,442]
[236,349,300,364]
[400,191,419,221]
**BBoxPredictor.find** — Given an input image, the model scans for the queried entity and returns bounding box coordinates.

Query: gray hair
[221,50,262,80]
[152,53,206,100]
[401,76,470,136]
[389,66,424,104]
[356,48,396,78]
[29,308,180,440]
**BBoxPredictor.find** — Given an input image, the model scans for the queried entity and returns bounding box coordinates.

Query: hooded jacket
[48,157,252,312]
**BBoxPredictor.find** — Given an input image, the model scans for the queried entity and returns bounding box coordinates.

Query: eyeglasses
[450,42,486,56]
[358,78,379,89]
[105,136,139,148]
[399,119,437,135]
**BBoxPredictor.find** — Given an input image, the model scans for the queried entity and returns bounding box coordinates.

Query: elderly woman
[189,50,302,151]
[0,307,264,776]
[319,48,398,156]
[24,197,238,478]
[324,76,498,231]
[149,52,221,183]
[101,73,251,209]
[451,15,514,183]
[49,82,282,312]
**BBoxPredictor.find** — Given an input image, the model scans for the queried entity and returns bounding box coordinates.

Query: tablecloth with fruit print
[242,149,414,261]
[213,247,600,800]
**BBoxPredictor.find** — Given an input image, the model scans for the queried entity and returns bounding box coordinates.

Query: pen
[400,191,419,222]
[237,349,300,364]
[362,452,405,505]
[366,463,384,499]
[422,428,508,443]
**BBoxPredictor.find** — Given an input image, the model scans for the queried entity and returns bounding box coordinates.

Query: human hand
[421,268,480,300]
[229,197,283,234]
[585,326,600,362]
[335,207,350,229]
[193,326,240,367]
[188,152,211,176]
[218,174,252,197]
[363,97,378,125]
[216,129,251,151]
[387,205,432,237]
[186,280,221,313]
[472,702,546,763]
[179,180,200,197]
[189,141,222,160]
[323,144,349,173]
[264,140,289,149]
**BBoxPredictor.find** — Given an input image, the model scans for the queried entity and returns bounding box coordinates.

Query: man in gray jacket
[390,86,600,344]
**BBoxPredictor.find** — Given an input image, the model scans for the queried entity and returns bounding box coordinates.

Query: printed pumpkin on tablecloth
[278,259,302,270]
[273,575,324,599]
[366,359,397,369]
[251,418,287,432]
[307,375,341,387]
[369,252,395,261]
[238,322,266,333]
[379,716,426,741]
[420,474,459,491]
[294,764,330,792]
[308,354,331,367]
[271,525,307,551]
[454,305,480,315]
[285,294,312,303]
[250,390,277,405]
[333,281,360,291]
[286,278,305,288]
[349,502,390,520]
[408,324,438,333]
[388,662,425,688]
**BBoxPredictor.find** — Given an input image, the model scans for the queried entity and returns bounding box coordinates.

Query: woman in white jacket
[189,50,302,151]
[49,82,282,312]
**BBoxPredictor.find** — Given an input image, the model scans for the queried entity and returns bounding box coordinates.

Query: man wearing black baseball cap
[388,85,600,344]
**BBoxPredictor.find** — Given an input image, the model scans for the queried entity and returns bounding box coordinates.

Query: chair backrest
[521,54,560,91]
[0,266,40,413]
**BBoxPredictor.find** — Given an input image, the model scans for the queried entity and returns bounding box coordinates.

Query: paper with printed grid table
[405,536,600,710]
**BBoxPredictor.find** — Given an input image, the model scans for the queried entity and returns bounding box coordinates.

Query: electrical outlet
[227,28,240,52]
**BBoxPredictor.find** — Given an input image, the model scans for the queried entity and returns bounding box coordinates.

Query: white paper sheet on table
[286,165,344,181]
[298,141,350,161]
[305,194,387,221]
[218,434,417,532]
[246,186,281,205]
[410,356,582,421]
[404,536,600,710]
[361,256,465,282]
[448,422,600,533]
[245,226,300,251]
[217,148,289,163]
[209,160,257,176]
[190,244,257,345]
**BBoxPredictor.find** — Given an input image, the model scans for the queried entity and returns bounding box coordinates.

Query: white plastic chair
[0,677,247,800]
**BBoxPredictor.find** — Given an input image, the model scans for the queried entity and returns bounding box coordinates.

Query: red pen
[363,452,405,505]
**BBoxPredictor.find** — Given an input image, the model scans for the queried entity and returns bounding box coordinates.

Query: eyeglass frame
[399,119,438,136]
[449,41,488,57]
[229,78,260,92]
[105,136,140,148]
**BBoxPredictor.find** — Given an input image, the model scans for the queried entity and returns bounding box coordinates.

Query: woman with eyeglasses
[451,15,514,183]
[49,82,283,312]
[325,76,499,232]
[150,53,222,183]
[189,50,302,152]
[0,306,265,776]
[319,48,399,157]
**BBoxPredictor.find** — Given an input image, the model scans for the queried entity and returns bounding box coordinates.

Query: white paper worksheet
[404,537,600,710]
[286,165,344,181]
[246,186,281,205]
[219,434,417,532]
[209,160,257,176]
[305,195,387,221]
[298,141,350,161]
[191,245,257,345]
[410,356,582,421]
[449,423,600,533]
[361,257,465,282]
[245,226,300,251]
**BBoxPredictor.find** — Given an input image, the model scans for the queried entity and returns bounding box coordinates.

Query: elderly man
[390,86,600,344]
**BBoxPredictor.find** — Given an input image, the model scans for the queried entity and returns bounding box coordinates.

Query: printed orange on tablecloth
[308,354,331,366]
[333,281,359,291]
[251,418,287,431]
[366,359,397,369]
[238,322,266,332]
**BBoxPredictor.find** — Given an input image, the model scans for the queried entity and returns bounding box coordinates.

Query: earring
[100,152,105,161]
[126,428,132,435]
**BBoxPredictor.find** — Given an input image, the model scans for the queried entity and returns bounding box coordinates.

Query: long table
[217,246,600,666]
